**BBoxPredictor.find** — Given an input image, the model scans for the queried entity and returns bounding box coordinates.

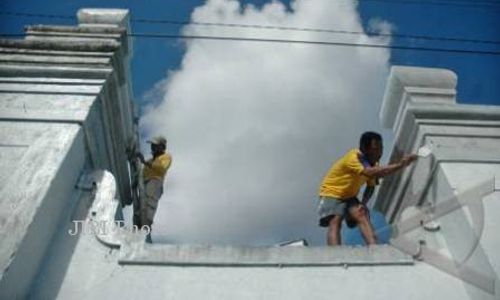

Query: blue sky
[1,0,499,246]
[1,0,499,106]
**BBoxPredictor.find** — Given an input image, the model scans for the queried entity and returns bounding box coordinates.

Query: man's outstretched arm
[361,154,418,178]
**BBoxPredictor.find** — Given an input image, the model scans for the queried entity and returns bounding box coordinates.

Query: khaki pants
[133,178,163,228]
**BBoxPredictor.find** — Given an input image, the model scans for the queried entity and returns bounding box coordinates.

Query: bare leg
[349,205,377,245]
[327,215,343,246]
[358,218,377,245]
[133,195,142,228]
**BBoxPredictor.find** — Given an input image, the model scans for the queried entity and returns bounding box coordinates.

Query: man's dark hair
[359,131,382,152]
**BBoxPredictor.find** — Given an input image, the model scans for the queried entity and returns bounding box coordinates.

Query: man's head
[359,131,383,164]
[147,136,167,157]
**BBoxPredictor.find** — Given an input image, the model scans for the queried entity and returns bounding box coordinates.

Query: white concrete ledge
[118,244,414,267]
[0,65,112,79]
[77,9,130,28]
[0,38,120,52]
[26,25,125,34]
[0,47,114,57]
[380,66,457,130]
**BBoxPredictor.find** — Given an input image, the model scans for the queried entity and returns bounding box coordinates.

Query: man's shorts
[317,196,364,227]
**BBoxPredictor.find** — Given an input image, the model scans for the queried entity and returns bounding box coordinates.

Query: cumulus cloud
[140,0,393,246]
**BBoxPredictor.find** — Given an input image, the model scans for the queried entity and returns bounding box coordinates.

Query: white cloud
[140,0,394,246]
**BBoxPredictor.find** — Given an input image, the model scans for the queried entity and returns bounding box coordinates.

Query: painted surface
[0,9,138,298]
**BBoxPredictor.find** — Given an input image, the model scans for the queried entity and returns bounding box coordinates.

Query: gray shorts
[317,196,361,227]
[137,179,164,226]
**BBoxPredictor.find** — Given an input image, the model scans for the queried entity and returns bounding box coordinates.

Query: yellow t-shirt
[319,149,376,199]
[143,152,172,181]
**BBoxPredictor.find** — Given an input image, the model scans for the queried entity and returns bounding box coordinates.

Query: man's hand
[136,152,145,163]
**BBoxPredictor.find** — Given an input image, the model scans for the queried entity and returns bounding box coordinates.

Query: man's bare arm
[361,154,418,178]
[136,152,153,168]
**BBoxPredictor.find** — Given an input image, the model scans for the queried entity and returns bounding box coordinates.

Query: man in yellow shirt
[318,131,417,246]
[135,136,172,243]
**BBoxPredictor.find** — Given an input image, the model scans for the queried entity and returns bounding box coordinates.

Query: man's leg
[138,201,153,243]
[348,205,377,245]
[132,195,142,228]
[140,196,156,243]
[327,215,343,246]
[140,179,163,243]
